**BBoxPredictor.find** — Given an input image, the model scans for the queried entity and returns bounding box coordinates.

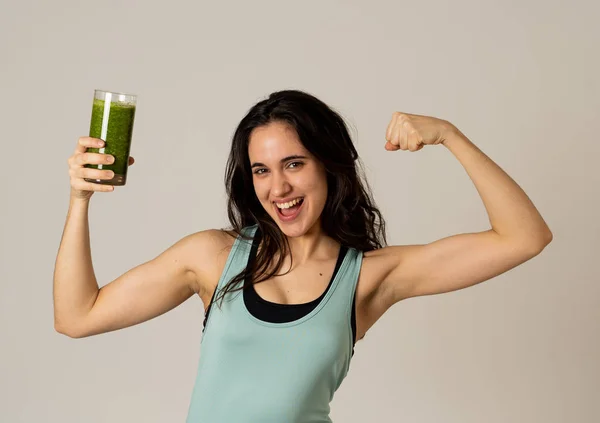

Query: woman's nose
[271,171,292,197]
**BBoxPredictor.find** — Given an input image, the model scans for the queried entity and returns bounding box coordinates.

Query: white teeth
[275,198,303,209]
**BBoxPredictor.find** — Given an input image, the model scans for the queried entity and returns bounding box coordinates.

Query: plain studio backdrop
[0,0,598,422]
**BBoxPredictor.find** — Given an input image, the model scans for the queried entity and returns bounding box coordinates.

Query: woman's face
[248,121,328,238]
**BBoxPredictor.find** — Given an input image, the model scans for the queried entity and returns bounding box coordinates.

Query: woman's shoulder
[180,228,239,296]
[186,228,238,254]
[187,225,260,249]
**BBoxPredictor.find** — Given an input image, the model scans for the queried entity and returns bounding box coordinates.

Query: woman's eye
[254,168,266,175]
[288,161,303,169]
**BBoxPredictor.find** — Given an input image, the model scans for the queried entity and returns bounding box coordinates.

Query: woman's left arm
[377,113,553,306]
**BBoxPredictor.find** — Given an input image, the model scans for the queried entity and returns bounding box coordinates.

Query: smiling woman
[185,91,388,422]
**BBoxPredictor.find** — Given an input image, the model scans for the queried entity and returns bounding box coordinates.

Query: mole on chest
[256,269,332,304]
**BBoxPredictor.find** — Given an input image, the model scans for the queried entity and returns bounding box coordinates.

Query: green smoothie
[85,98,136,185]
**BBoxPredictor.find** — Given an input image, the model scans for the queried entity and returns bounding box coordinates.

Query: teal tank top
[186,225,363,422]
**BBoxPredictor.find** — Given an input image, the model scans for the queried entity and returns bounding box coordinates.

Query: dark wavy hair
[213,89,387,309]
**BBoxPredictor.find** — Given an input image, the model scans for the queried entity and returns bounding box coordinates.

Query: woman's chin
[275,221,304,236]
[276,218,322,239]
[269,215,306,237]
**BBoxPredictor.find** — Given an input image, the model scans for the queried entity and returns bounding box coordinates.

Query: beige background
[1,0,598,422]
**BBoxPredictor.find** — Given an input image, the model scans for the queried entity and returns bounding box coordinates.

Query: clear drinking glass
[84,89,137,186]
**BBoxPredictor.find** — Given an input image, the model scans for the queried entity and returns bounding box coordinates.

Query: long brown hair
[213,89,387,309]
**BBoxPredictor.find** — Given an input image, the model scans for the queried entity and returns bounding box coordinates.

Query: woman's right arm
[53,137,221,338]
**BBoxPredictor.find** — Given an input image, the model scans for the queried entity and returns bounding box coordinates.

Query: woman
[54,90,552,422]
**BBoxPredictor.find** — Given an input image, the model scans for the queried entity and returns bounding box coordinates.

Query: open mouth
[274,197,304,221]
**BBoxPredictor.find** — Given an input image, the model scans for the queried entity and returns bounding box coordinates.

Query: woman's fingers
[75,152,115,166]
[72,166,114,181]
[68,137,116,197]
[68,137,135,199]
[71,179,115,192]
[74,136,104,154]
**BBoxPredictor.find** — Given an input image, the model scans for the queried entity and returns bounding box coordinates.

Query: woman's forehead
[248,122,310,160]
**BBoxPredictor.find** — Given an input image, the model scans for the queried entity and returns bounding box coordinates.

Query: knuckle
[88,168,113,180]
[78,136,91,146]
[86,168,99,179]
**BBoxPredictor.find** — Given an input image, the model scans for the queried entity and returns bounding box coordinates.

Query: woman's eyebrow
[251,155,308,168]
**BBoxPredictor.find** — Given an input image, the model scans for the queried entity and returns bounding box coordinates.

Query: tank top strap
[332,246,364,317]
[216,224,258,291]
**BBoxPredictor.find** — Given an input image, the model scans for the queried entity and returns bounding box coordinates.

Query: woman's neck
[284,228,339,265]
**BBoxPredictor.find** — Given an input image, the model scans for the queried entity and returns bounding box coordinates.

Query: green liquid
[85,98,136,184]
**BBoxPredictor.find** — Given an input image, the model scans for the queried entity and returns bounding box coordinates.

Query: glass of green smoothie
[84,89,137,186]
